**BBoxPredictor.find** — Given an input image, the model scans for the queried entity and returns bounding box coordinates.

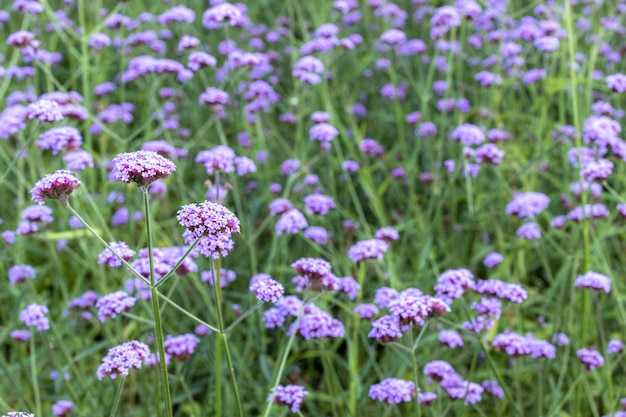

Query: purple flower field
[1,0,626,416]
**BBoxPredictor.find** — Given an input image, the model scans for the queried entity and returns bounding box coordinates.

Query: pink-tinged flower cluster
[516,222,542,239]
[483,252,504,268]
[275,208,308,235]
[97,340,151,380]
[304,193,335,215]
[95,291,136,323]
[112,150,176,188]
[347,239,389,263]
[492,331,556,359]
[31,170,81,204]
[474,279,528,303]
[375,226,400,242]
[26,99,64,122]
[389,293,450,326]
[368,315,403,344]
[19,303,49,330]
[202,2,246,29]
[269,384,309,413]
[37,126,82,155]
[250,275,285,303]
[574,271,611,293]
[164,333,200,361]
[368,378,415,404]
[289,304,344,340]
[177,200,240,259]
[51,400,73,417]
[607,340,624,354]
[577,347,604,370]
[201,268,236,288]
[98,242,136,268]
[606,73,626,93]
[506,192,550,218]
[354,304,380,320]
[439,329,464,348]
[450,123,485,146]
[423,360,483,405]
[8,264,35,285]
[434,268,476,302]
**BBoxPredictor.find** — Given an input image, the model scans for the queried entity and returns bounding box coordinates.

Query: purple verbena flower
[37,126,82,154]
[31,170,81,204]
[337,276,359,299]
[19,303,49,330]
[97,242,135,268]
[275,208,308,235]
[112,150,176,187]
[516,222,542,239]
[369,378,415,404]
[51,400,73,417]
[483,252,503,268]
[26,99,63,122]
[368,315,402,344]
[575,271,611,293]
[424,360,457,383]
[434,268,475,301]
[303,226,330,244]
[439,329,464,348]
[577,347,604,370]
[269,384,309,413]
[375,226,400,242]
[201,268,236,288]
[607,340,624,354]
[250,275,285,303]
[164,333,200,360]
[374,286,399,308]
[347,239,389,263]
[606,73,626,93]
[97,340,150,380]
[506,192,550,218]
[8,264,36,285]
[290,305,344,339]
[95,291,136,323]
[354,303,379,320]
[450,124,485,146]
[10,329,31,342]
[304,193,335,216]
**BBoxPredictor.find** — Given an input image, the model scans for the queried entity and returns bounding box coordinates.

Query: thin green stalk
[143,190,173,417]
[77,0,92,149]
[157,293,219,333]
[262,310,305,417]
[154,236,202,289]
[29,333,42,417]
[213,261,223,417]
[0,125,40,186]
[564,2,591,414]
[109,377,126,417]
[209,258,244,417]
[225,301,263,334]
[349,262,366,415]
[65,203,148,286]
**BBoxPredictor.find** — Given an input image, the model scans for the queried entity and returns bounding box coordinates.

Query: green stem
[209,256,245,417]
[154,236,202,289]
[65,203,148,286]
[262,309,305,417]
[349,262,366,415]
[143,190,173,417]
[109,377,126,417]
[213,261,223,417]
[29,333,42,417]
